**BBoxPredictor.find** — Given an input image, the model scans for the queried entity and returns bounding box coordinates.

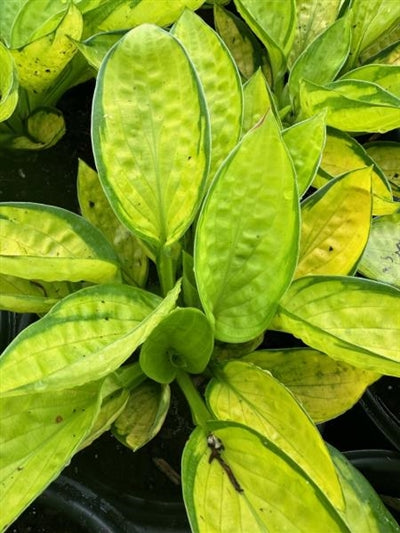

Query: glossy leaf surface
[243,349,378,423]
[295,168,372,278]
[140,308,214,383]
[242,69,271,135]
[0,282,180,394]
[77,159,148,287]
[207,360,344,508]
[172,10,242,185]
[358,211,400,288]
[182,422,348,533]
[299,79,400,133]
[0,203,120,283]
[92,24,210,250]
[0,383,101,530]
[282,113,326,196]
[0,43,18,122]
[273,276,400,376]
[113,381,170,451]
[195,113,299,342]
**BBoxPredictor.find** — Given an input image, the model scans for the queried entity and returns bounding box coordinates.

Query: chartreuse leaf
[92,24,210,251]
[299,79,400,133]
[288,0,343,67]
[295,168,372,278]
[74,30,126,70]
[182,422,349,533]
[359,20,400,65]
[243,349,378,423]
[139,308,214,384]
[112,380,170,451]
[0,281,180,394]
[233,0,293,88]
[213,5,269,81]
[207,360,344,510]
[12,107,66,150]
[0,43,18,123]
[272,276,400,377]
[77,159,148,287]
[317,128,393,216]
[329,446,400,533]
[358,211,400,288]
[362,39,400,67]
[365,141,400,199]
[0,274,75,314]
[0,203,121,284]
[341,64,400,98]
[0,382,101,531]
[345,0,400,69]
[11,4,83,94]
[195,112,299,343]
[172,11,242,185]
[0,0,25,45]
[242,69,271,135]
[289,15,351,109]
[282,113,326,196]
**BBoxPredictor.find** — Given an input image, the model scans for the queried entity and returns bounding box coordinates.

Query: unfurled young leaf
[272,276,400,377]
[299,79,400,133]
[182,422,348,533]
[77,159,148,287]
[112,380,170,451]
[282,113,326,196]
[243,349,378,423]
[0,281,180,394]
[295,167,372,278]
[206,360,344,509]
[0,202,121,284]
[365,141,400,199]
[241,69,271,135]
[11,107,66,150]
[358,210,400,288]
[195,112,299,342]
[0,42,18,123]
[92,24,210,251]
[140,308,214,384]
[172,10,243,184]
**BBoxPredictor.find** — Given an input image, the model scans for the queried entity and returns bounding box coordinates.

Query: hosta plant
[1,2,400,532]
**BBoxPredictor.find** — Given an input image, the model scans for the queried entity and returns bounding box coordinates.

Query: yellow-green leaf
[182,422,348,533]
[295,168,372,278]
[243,349,378,423]
[74,29,126,70]
[0,42,18,123]
[358,210,400,288]
[360,22,400,65]
[172,10,243,185]
[207,360,344,509]
[241,68,271,135]
[341,64,400,98]
[365,141,400,199]
[0,202,121,284]
[77,159,148,287]
[92,24,210,251]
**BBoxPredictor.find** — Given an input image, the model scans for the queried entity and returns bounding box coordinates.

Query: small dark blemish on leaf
[45,69,51,73]
[104,316,109,321]
[329,246,334,252]
[17,466,24,471]
[394,173,399,178]
[89,200,95,208]
[55,415,63,423]
[101,300,105,304]
[187,155,192,160]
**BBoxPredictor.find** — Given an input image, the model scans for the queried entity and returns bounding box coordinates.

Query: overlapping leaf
[341,64,400,98]
[241,69,271,135]
[0,43,18,122]
[365,141,400,199]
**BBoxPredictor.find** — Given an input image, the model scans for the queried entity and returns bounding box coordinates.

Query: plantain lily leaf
[289,15,351,109]
[318,128,392,215]
[272,275,400,377]
[299,79,400,133]
[11,4,83,94]
[288,0,342,67]
[0,274,75,314]
[172,10,243,185]
[359,18,400,65]
[140,308,214,384]
[0,281,181,394]
[182,251,202,310]
[182,422,349,533]
[77,159,148,287]
[243,348,378,423]
[242,69,271,135]
[0,382,101,530]
[206,360,344,509]
[282,113,326,196]
[329,446,400,533]
[365,141,400,199]
[358,210,400,288]
[362,39,400,67]
[213,5,269,81]
[0,0,26,45]
[74,29,126,70]
[92,24,210,251]
[0,202,121,283]
[295,168,373,278]
[112,380,170,451]
[341,64,400,98]
[195,112,299,343]
[0,42,18,123]
[12,107,66,150]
